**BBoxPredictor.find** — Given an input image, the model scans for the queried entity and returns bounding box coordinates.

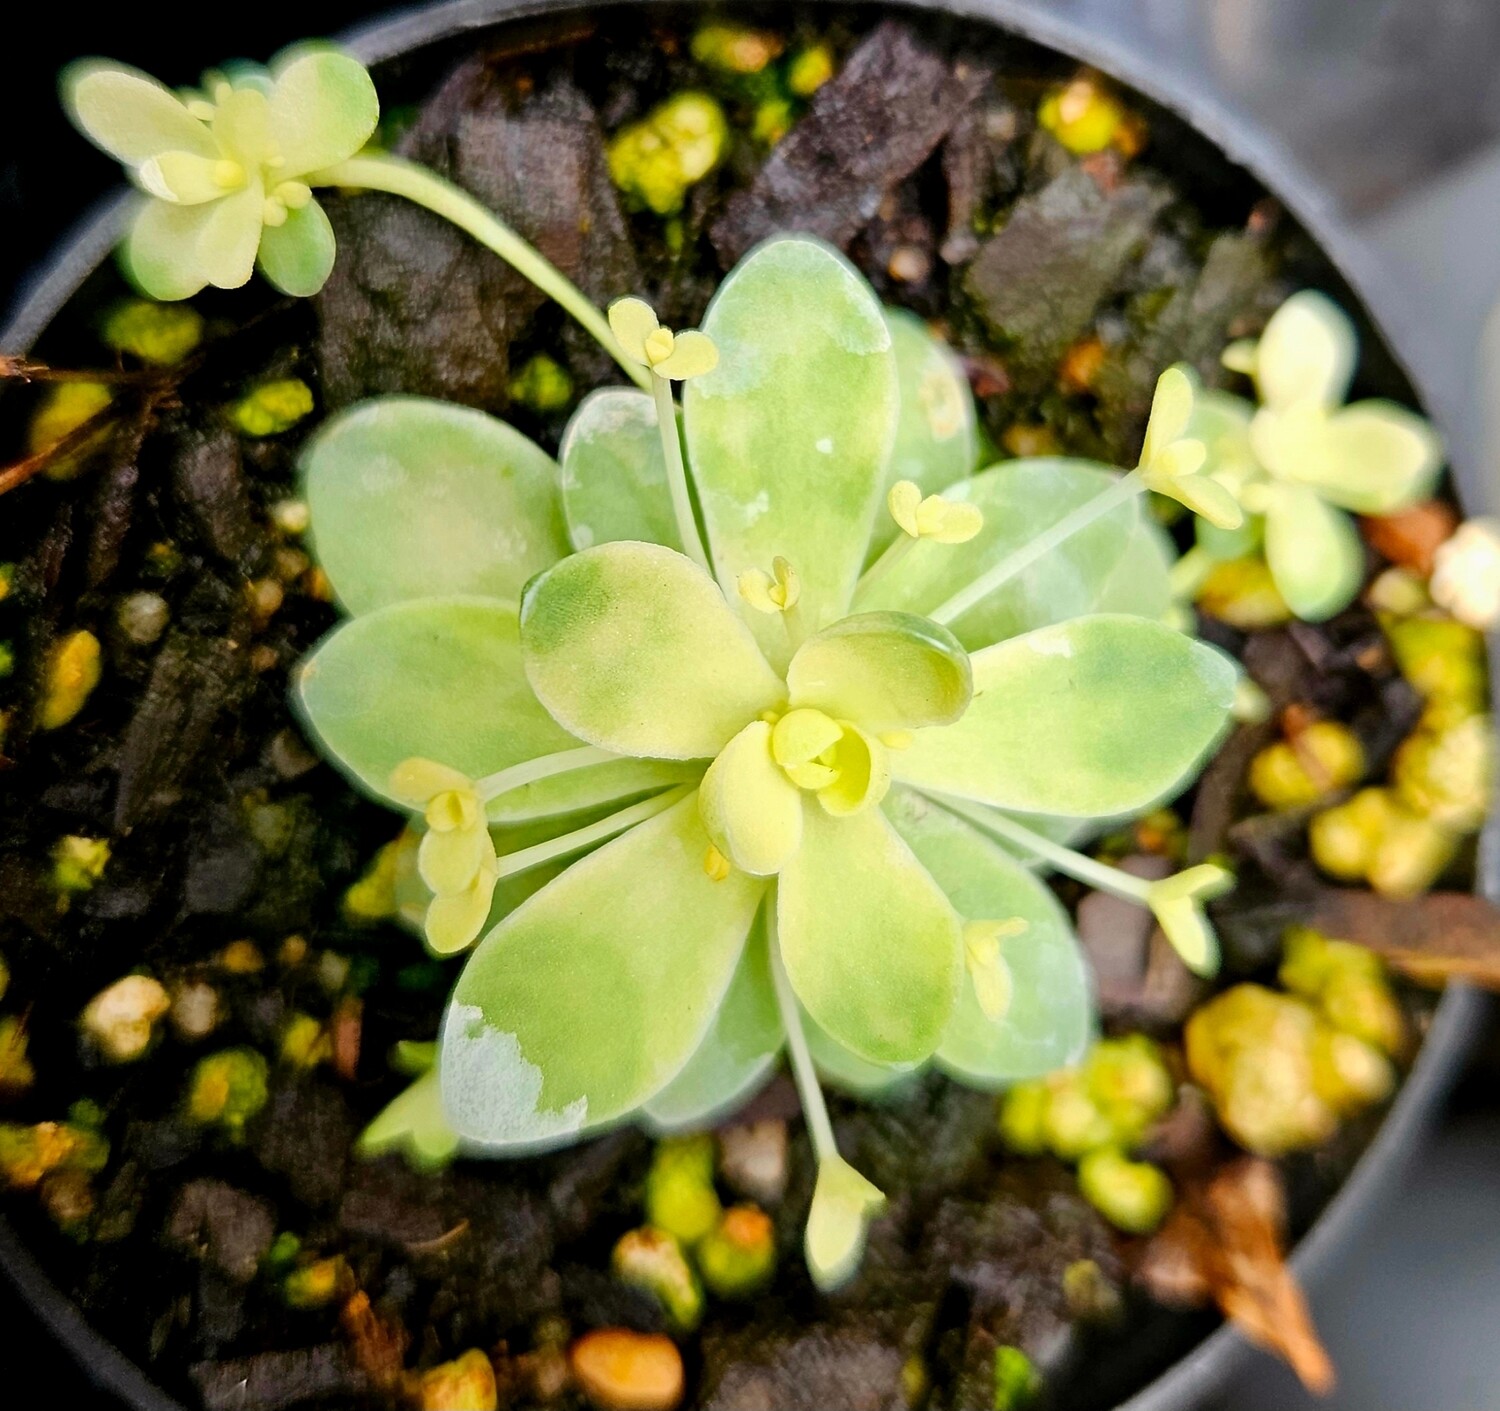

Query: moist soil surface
[0,8,1452,1410]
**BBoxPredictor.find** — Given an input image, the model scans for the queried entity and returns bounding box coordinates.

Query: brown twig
[1309,886,1500,991]
[0,401,127,497]
[0,354,171,387]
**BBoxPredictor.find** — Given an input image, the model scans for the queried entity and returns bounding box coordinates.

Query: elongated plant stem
[476,744,617,804]
[767,897,838,1161]
[650,372,713,576]
[495,786,691,879]
[309,154,651,391]
[928,472,1147,626]
[930,795,1153,903]
[853,534,915,601]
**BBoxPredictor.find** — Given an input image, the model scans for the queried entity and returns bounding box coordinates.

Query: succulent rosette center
[293,235,1238,1287]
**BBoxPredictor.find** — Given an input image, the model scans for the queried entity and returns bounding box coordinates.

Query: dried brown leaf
[1310,887,1500,991]
[1137,1157,1335,1395]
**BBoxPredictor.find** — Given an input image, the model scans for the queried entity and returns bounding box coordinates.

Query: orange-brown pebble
[1059,336,1107,394]
[219,940,264,974]
[1360,500,1457,577]
[570,1329,684,1411]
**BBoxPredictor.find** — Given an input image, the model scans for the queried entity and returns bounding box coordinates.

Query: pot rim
[0,4,1488,1410]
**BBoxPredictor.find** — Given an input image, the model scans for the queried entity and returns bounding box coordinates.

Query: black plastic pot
[0,2,1490,1408]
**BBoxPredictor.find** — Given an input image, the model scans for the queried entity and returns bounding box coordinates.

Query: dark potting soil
[0,8,1452,1411]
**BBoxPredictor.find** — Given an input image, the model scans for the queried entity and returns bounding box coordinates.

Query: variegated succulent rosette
[293,236,1240,1286]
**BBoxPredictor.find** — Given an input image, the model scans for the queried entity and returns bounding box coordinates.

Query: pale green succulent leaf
[123,198,210,300]
[442,793,766,1149]
[884,788,1093,1086]
[684,236,898,670]
[698,721,803,875]
[558,389,682,553]
[777,802,962,1066]
[894,615,1237,818]
[520,540,785,760]
[642,916,784,1132]
[139,150,225,204]
[786,611,972,733]
[267,47,379,177]
[1255,289,1357,410]
[1282,401,1443,514]
[803,1008,921,1097]
[1139,365,1196,466]
[357,1067,461,1171]
[301,396,568,615]
[257,197,337,297]
[806,1155,887,1292]
[855,459,1139,651]
[1263,482,1365,622]
[194,176,264,288]
[296,596,576,808]
[868,308,979,560]
[1093,514,1176,620]
[64,61,218,164]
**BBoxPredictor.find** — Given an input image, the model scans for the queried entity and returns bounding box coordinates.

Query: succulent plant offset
[1180,290,1445,621]
[62,46,653,387]
[292,235,1239,1287]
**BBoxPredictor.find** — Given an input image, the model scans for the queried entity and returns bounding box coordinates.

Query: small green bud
[786,43,835,97]
[27,383,114,480]
[1187,985,1347,1156]
[1083,1035,1174,1147]
[645,1134,722,1245]
[0,1018,35,1096]
[264,1231,302,1270]
[752,97,796,147]
[101,299,203,366]
[1311,1029,1395,1115]
[38,630,102,730]
[1392,714,1493,832]
[283,1256,347,1309]
[1248,721,1365,811]
[1320,969,1405,1057]
[230,378,315,438]
[0,642,13,679]
[1196,555,1292,629]
[1038,76,1130,155]
[1041,1072,1115,1160]
[1305,791,1378,881]
[697,1204,776,1298]
[1384,616,1486,714]
[1061,1258,1123,1323]
[1077,1148,1173,1234]
[608,93,729,216]
[185,1048,269,1135]
[1279,925,1381,997]
[344,838,403,921]
[279,1013,329,1070]
[997,1080,1050,1156]
[507,354,575,413]
[53,835,111,895]
[690,22,783,74]
[611,1226,704,1331]
[993,1345,1041,1410]
[0,1121,108,1191]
